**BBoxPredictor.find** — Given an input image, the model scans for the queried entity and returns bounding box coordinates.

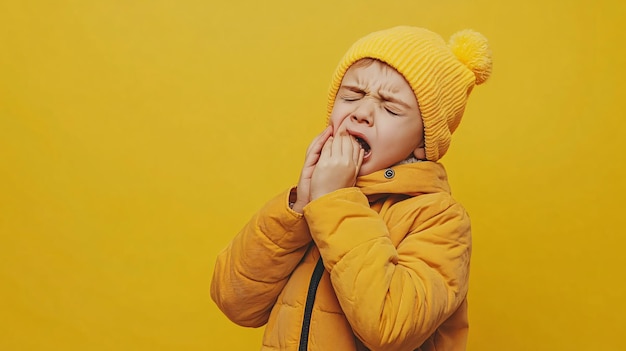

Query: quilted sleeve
[304,187,471,351]
[211,189,312,327]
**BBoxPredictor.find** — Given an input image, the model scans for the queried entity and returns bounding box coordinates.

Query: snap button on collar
[384,168,395,179]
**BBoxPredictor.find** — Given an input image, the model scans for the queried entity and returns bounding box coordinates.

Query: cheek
[329,106,349,130]
[379,122,420,152]
[394,126,423,152]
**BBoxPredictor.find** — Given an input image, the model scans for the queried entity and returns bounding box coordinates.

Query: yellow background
[1,0,625,350]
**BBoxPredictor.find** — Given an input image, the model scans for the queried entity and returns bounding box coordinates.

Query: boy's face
[329,59,425,176]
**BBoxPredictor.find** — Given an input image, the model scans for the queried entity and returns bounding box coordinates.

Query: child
[211,26,492,351]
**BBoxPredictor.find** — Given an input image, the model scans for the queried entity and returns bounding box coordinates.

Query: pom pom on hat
[449,29,493,85]
[327,26,493,161]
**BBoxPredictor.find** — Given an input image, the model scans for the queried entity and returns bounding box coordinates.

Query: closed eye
[339,85,365,102]
[385,108,400,116]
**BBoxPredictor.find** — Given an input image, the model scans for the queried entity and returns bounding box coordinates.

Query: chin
[358,167,374,177]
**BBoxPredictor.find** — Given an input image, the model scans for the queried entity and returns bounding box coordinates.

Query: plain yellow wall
[1,0,625,350]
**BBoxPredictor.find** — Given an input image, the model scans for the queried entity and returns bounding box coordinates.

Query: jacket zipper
[298,257,325,351]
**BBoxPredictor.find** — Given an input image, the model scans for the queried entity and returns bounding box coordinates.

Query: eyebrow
[378,90,412,109]
[339,84,365,93]
[339,84,413,110]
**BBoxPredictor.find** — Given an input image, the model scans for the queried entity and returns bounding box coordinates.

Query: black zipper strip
[298,257,325,351]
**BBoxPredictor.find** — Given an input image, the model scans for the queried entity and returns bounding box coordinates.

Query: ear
[413,146,426,161]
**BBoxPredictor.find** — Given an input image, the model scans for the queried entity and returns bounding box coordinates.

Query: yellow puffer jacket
[211,162,471,351]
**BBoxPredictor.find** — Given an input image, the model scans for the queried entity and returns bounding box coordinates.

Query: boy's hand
[310,131,364,201]
[292,126,333,213]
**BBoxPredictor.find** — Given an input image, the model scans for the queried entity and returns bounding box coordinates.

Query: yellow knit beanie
[327,26,493,161]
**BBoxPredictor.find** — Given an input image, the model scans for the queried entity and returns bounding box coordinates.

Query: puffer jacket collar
[356,161,451,200]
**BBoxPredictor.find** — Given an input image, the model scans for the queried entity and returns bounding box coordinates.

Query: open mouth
[353,136,371,157]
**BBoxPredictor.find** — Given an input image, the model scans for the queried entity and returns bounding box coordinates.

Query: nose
[350,99,374,126]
